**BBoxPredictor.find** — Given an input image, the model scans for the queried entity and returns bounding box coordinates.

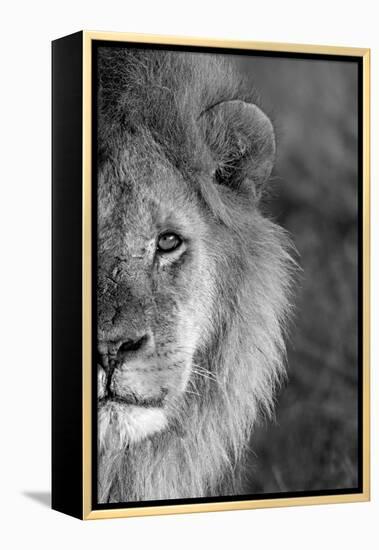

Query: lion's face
[97,138,216,451]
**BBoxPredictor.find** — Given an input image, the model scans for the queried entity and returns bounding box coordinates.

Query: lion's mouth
[97,355,170,408]
[98,393,166,409]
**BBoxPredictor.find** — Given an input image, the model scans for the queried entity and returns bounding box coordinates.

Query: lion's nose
[98,333,151,370]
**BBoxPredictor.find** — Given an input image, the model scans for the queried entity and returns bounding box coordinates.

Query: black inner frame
[91,40,364,511]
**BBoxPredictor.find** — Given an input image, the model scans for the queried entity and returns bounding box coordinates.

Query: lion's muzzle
[97,330,172,408]
[97,329,177,449]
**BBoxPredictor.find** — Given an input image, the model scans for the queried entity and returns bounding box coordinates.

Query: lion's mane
[97,48,295,503]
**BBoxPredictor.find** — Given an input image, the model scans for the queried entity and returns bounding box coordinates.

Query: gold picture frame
[52,31,370,520]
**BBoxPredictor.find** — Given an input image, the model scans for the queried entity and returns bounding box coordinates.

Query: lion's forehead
[98,190,189,254]
[98,155,204,254]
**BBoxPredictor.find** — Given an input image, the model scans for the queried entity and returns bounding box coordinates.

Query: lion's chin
[98,400,168,453]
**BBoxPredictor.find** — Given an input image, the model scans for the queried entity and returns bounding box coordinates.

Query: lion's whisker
[192,369,217,383]
[192,365,218,382]
[184,389,201,398]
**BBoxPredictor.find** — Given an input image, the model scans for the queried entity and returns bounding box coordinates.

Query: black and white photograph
[2,0,378,543]
[94,42,364,507]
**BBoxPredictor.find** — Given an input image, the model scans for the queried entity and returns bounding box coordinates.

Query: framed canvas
[52,31,370,520]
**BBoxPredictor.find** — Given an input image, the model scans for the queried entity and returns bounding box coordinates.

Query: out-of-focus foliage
[235,55,359,492]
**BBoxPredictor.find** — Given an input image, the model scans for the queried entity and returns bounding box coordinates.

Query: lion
[96,47,295,503]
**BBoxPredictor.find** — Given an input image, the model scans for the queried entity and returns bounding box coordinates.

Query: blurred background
[232,54,359,493]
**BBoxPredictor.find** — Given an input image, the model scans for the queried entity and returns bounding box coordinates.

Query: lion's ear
[200,100,275,197]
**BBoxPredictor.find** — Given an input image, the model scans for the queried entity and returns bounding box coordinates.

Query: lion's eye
[157,232,182,253]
